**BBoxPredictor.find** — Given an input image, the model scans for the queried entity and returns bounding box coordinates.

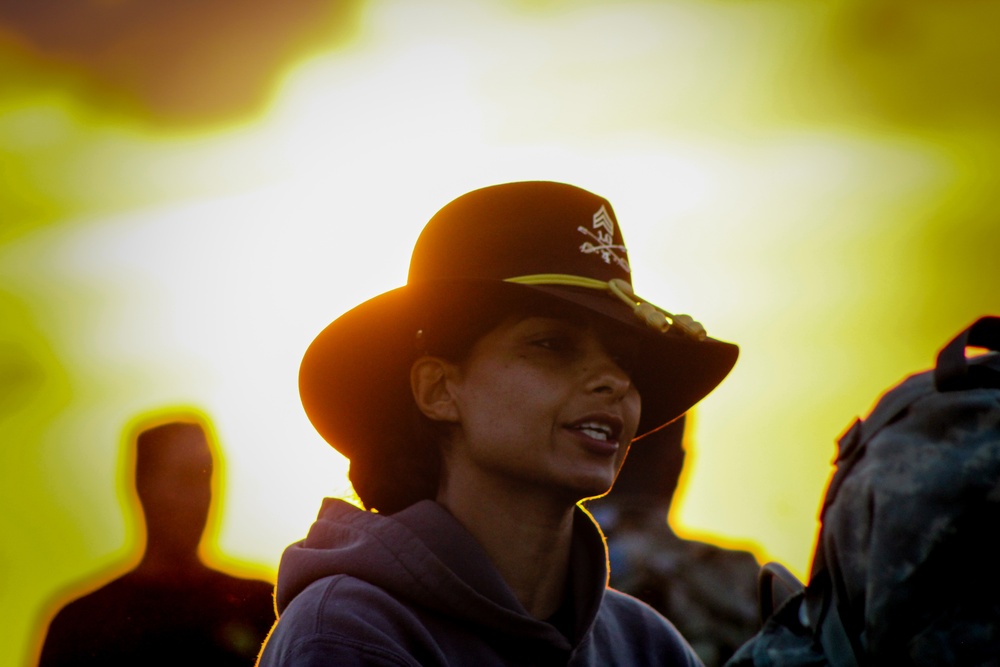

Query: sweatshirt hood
[274,498,610,647]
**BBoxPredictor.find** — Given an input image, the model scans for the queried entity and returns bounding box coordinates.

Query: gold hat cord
[505,274,707,340]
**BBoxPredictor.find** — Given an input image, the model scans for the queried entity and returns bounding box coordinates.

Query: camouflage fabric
[724,590,826,667]
[815,367,1000,665]
[592,502,761,667]
[728,318,1000,667]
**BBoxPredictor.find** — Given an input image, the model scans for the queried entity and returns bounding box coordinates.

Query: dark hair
[347,294,524,514]
[348,407,443,515]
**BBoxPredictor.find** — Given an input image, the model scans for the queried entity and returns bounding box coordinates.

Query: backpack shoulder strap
[757,561,804,624]
[805,420,867,667]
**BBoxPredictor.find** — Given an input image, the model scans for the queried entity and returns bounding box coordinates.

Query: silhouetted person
[38,419,275,667]
[587,416,761,667]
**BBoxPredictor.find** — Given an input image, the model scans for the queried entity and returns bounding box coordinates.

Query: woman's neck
[437,472,577,620]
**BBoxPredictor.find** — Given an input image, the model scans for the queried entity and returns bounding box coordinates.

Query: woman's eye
[532,335,572,351]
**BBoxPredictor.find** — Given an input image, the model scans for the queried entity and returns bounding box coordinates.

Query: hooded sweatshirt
[257,498,703,667]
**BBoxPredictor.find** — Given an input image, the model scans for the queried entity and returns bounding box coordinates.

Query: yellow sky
[3,1,1000,665]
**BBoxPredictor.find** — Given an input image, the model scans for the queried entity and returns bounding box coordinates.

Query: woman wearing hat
[257,181,738,666]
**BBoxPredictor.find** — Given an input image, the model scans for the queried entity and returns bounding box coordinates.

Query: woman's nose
[583,345,633,398]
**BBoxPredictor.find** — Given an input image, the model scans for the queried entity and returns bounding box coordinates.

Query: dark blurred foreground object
[38,420,275,667]
[587,416,761,667]
[728,316,1000,667]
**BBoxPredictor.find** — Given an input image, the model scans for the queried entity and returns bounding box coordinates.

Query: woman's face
[439,312,641,502]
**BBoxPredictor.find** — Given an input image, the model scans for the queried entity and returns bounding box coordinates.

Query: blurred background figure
[587,416,760,667]
[37,419,275,667]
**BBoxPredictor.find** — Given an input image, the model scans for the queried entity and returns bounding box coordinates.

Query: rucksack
[726,316,1000,667]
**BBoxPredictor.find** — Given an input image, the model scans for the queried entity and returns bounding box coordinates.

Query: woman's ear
[410,356,460,423]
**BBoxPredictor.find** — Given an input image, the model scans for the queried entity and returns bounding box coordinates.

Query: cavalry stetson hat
[300,181,738,463]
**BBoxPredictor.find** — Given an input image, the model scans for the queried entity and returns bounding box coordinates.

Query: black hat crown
[408,181,631,286]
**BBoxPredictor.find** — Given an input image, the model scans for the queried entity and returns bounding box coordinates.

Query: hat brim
[299,280,738,463]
